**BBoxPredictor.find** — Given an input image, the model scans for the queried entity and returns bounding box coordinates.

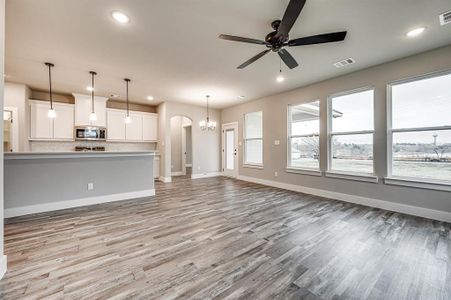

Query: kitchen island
[4,151,156,217]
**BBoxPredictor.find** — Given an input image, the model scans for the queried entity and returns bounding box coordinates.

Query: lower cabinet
[107,109,158,142]
[30,100,74,140]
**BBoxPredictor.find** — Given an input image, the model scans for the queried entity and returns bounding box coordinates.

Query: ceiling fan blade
[288,31,347,46]
[278,49,299,69]
[278,0,307,37]
[237,49,271,69]
[219,34,267,45]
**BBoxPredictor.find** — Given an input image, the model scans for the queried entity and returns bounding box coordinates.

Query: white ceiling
[5,0,451,109]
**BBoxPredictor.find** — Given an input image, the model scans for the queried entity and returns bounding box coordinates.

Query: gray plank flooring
[1,176,450,299]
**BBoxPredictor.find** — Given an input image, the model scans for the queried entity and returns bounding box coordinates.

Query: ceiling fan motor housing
[266,20,289,51]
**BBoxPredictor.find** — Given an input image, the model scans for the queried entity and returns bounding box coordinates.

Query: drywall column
[0,0,7,280]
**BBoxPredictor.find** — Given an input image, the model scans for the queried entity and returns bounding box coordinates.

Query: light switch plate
[274,140,280,145]
[87,183,94,190]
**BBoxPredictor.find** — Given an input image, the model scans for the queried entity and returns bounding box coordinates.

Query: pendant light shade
[89,71,97,122]
[45,62,56,119]
[199,95,216,131]
[124,78,131,124]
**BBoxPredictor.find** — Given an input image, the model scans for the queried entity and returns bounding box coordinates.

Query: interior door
[222,123,238,178]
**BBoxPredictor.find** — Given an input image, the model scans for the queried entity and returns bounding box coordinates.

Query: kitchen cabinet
[106,109,158,142]
[125,113,143,141]
[30,100,74,140]
[143,114,158,141]
[53,103,74,139]
[73,93,108,127]
[107,109,126,140]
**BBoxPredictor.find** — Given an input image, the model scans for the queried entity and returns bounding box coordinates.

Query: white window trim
[327,86,376,176]
[286,101,321,172]
[243,111,263,167]
[386,69,451,188]
[325,171,379,183]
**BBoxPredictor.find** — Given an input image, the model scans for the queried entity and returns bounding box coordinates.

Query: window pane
[392,73,451,129]
[245,111,262,139]
[290,101,320,136]
[392,130,451,181]
[226,130,234,170]
[245,139,262,165]
[289,136,319,169]
[331,134,373,174]
[331,90,374,132]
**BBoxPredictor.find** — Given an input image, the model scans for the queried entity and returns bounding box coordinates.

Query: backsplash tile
[30,141,156,152]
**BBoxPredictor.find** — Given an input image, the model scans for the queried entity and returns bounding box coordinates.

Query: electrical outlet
[274,171,278,177]
[87,183,94,190]
[198,166,201,170]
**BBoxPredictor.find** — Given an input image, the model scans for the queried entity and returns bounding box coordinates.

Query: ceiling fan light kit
[219,0,347,70]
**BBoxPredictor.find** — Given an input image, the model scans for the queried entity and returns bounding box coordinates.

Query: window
[288,101,320,170]
[328,88,374,175]
[244,111,263,165]
[388,72,451,183]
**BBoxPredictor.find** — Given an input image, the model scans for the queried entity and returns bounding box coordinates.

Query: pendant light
[276,57,285,83]
[199,95,216,131]
[45,62,56,118]
[89,71,97,122]
[124,78,131,124]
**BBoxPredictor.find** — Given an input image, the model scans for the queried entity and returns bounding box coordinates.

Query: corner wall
[221,45,451,219]
[0,0,6,280]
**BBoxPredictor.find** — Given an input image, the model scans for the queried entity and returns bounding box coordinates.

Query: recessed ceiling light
[276,75,285,83]
[238,96,245,99]
[147,96,154,101]
[112,11,130,24]
[86,86,94,92]
[406,27,426,38]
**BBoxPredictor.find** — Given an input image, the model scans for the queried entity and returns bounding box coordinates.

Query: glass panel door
[222,123,238,178]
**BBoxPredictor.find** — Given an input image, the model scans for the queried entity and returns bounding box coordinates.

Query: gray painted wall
[4,155,154,209]
[221,45,451,213]
[170,116,183,173]
[185,126,192,165]
[159,102,221,178]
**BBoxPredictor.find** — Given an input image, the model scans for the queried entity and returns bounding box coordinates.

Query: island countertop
[4,151,157,160]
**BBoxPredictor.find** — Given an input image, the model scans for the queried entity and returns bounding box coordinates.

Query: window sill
[325,171,379,183]
[384,177,451,192]
[286,168,322,177]
[242,164,264,170]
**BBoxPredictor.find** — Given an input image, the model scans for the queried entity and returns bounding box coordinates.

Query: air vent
[440,10,451,26]
[333,58,355,68]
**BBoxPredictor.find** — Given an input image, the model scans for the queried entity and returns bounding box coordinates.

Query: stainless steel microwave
[75,126,106,141]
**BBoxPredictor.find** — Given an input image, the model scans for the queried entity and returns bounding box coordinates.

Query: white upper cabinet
[143,114,158,141]
[30,101,53,139]
[53,103,74,139]
[106,109,158,142]
[73,93,108,127]
[125,112,143,141]
[107,109,126,140]
[29,100,74,140]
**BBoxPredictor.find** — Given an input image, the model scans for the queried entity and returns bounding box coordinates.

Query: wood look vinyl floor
[1,176,450,299]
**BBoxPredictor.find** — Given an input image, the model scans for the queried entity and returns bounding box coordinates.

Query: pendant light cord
[45,62,54,109]
[206,95,210,122]
[125,78,131,117]
[90,71,97,114]
[279,57,282,73]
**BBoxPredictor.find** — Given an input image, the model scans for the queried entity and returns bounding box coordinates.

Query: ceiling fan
[218,0,347,69]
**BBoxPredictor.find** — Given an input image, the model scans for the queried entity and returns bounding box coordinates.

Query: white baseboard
[159,176,172,183]
[171,171,184,176]
[191,172,222,179]
[237,175,451,223]
[4,189,156,218]
[0,255,7,280]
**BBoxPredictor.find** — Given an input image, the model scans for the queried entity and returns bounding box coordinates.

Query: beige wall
[221,45,451,214]
[170,116,183,173]
[4,82,31,151]
[159,101,221,179]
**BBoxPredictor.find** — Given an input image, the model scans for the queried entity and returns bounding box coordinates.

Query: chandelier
[199,95,216,131]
